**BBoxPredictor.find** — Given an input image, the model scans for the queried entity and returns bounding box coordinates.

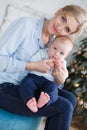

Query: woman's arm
[26,50,54,73]
[0,55,27,72]
[0,18,28,72]
[53,59,68,84]
[26,59,54,73]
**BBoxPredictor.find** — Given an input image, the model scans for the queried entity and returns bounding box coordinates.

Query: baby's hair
[54,36,73,45]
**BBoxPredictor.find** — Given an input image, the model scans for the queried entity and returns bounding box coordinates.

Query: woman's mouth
[53,24,58,33]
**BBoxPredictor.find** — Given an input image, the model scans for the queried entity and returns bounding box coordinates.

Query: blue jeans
[0,83,77,130]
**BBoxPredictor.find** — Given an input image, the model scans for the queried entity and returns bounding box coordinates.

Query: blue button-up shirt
[0,17,49,85]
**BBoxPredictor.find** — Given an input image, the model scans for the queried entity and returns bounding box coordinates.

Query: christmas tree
[64,37,87,125]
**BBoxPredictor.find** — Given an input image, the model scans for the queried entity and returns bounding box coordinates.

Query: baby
[19,36,73,112]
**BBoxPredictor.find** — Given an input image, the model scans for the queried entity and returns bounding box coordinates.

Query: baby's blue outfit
[19,49,64,105]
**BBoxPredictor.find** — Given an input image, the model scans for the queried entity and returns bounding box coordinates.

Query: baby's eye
[60,52,64,55]
[53,47,57,50]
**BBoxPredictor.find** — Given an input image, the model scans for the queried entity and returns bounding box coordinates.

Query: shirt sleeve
[63,59,69,78]
[0,17,27,72]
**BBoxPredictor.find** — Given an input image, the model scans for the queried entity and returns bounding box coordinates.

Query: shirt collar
[34,17,55,49]
[34,18,46,49]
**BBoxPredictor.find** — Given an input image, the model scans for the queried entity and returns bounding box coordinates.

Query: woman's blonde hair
[62,5,87,37]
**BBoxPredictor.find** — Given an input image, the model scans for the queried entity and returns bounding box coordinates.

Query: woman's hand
[53,59,68,84]
[26,59,54,73]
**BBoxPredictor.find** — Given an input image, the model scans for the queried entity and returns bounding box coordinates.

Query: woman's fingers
[46,59,54,68]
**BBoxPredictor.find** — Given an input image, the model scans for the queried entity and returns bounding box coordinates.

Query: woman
[0,4,87,130]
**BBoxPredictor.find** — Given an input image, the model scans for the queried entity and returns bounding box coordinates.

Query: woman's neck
[42,20,51,46]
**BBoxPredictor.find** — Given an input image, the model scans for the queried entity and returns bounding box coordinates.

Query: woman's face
[48,10,79,36]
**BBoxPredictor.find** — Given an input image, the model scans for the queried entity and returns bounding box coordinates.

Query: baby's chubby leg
[26,97,38,112]
[38,92,50,108]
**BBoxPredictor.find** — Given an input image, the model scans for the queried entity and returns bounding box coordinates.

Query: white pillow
[0,4,51,36]
[0,1,8,29]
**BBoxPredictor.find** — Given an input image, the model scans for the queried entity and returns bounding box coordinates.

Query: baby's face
[48,37,73,60]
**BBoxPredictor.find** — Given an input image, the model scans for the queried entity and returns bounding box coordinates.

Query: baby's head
[48,36,73,60]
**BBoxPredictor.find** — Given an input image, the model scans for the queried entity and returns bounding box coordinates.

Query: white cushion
[0,1,8,29]
[0,4,51,36]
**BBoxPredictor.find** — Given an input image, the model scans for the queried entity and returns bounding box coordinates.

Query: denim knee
[68,102,74,112]
[61,89,77,109]
[69,92,77,109]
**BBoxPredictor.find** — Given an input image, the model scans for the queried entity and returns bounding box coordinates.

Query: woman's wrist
[25,62,36,71]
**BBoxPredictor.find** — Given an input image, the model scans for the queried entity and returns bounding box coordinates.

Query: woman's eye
[61,15,66,22]
[65,27,70,33]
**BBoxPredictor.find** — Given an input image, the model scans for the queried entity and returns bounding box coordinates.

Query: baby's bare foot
[26,97,38,112]
[38,92,50,108]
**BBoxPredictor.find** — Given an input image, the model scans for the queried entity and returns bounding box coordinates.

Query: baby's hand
[46,59,54,68]
[53,58,63,67]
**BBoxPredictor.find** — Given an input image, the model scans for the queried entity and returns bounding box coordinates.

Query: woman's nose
[58,26,64,32]
[58,24,65,32]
